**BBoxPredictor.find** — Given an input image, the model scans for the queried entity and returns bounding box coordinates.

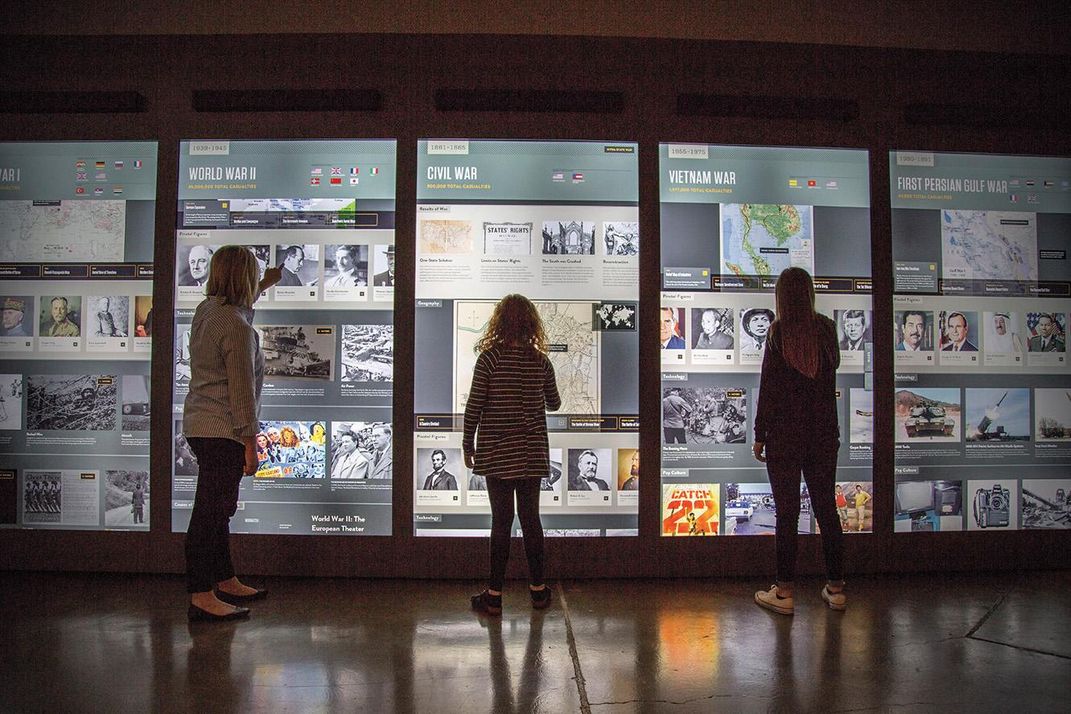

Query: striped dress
[462,346,561,479]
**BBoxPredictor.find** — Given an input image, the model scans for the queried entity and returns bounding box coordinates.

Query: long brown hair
[205,245,258,308]
[475,294,548,354]
[771,267,829,378]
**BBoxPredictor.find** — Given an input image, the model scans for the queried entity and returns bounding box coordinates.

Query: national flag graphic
[370,167,379,175]
[350,167,359,175]
[825,180,838,189]
[330,177,342,185]
[76,172,87,181]
[133,160,143,169]
[807,179,817,187]
[1009,194,1019,202]
[311,167,323,176]
[113,186,124,194]
[552,171,565,181]
[1010,179,1020,187]
[95,172,106,180]
[310,177,320,185]
[1043,180,1054,188]
[94,161,106,169]
[788,178,799,187]
[75,160,86,169]
[1025,179,1035,186]
[114,160,124,170]
[349,177,359,185]
[93,187,104,195]
[572,172,584,182]
[330,167,342,176]
[75,186,86,194]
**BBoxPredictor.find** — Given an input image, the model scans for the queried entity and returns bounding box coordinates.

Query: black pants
[486,477,544,590]
[185,437,244,594]
[664,427,687,444]
[766,440,844,584]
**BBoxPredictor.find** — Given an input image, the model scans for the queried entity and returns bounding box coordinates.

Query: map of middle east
[941,209,1037,283]
[454,301,599,415]
[0,200,126,262]
[720,203,813,277]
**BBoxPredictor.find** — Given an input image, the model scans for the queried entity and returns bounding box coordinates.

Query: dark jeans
[185,437,245,594]
[664,427,687,444]
[766,440,844,584]
[486,477,544,591]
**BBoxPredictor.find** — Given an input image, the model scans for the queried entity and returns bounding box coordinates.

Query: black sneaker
[530,586,552,610]
[471,590,502,615]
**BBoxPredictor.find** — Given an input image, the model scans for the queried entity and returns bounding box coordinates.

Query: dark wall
[0,34,1068,578]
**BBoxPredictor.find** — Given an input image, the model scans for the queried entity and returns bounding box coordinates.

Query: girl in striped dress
[464,294,561,615]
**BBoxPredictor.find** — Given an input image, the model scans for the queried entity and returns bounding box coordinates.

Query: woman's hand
[258,266,282,293]
[242,438,259,476]
[752,441,766,463]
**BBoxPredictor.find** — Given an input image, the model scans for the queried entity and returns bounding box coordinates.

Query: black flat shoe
[471,590,502,615]
[188,604,250,622]
[530,586,552,610]
[216,588,268,605]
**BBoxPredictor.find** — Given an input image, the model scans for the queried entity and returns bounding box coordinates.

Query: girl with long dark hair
[752,267,847,614]
[463,294,561,615]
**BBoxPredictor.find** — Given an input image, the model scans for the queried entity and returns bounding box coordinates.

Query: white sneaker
[755,585,794,615]
[822,585,847,611]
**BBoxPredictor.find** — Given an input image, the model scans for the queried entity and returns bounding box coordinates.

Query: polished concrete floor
[2,571,1069,713]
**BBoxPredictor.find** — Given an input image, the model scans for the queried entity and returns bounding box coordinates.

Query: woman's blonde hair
[475,294,547,354]
[205,245,258,307]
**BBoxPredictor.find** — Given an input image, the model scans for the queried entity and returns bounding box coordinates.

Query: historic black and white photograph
[739,307,773,352]
[121,375,150,431]
[417,447,463,491]
[323,244,369,288]
[105,469,149,527]
[835,309,872,351]
[27,374,116,430]
[86,295,129,337]
[329,421,386,480]
[541,220,596,255]
[691,307,734,350]
[259,325,335,381]
[174,327,191,384]
[602,221,639,256]
[372,244,396,286]
[246,244,271,283]
[566,448,613,491]
[0,373,23,430]
[662,386,747,444]
[38,295,82,338]
[174,421,198,476]
[274,244,320,286]
[176,244,216,287]
[23,472,61,523]
[341,324,393,382]
[594,303,636,331]
[1021,479,1071,529]
[336,422,392,479]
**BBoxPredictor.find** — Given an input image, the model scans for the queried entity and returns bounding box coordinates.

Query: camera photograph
[967,479,1018,530]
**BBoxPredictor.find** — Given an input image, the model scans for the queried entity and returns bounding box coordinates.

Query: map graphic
[941,210,1037,283]
[720,203,813,277]
[455,300,599,414]
[0,200,126,262]
[420,219,474,254]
